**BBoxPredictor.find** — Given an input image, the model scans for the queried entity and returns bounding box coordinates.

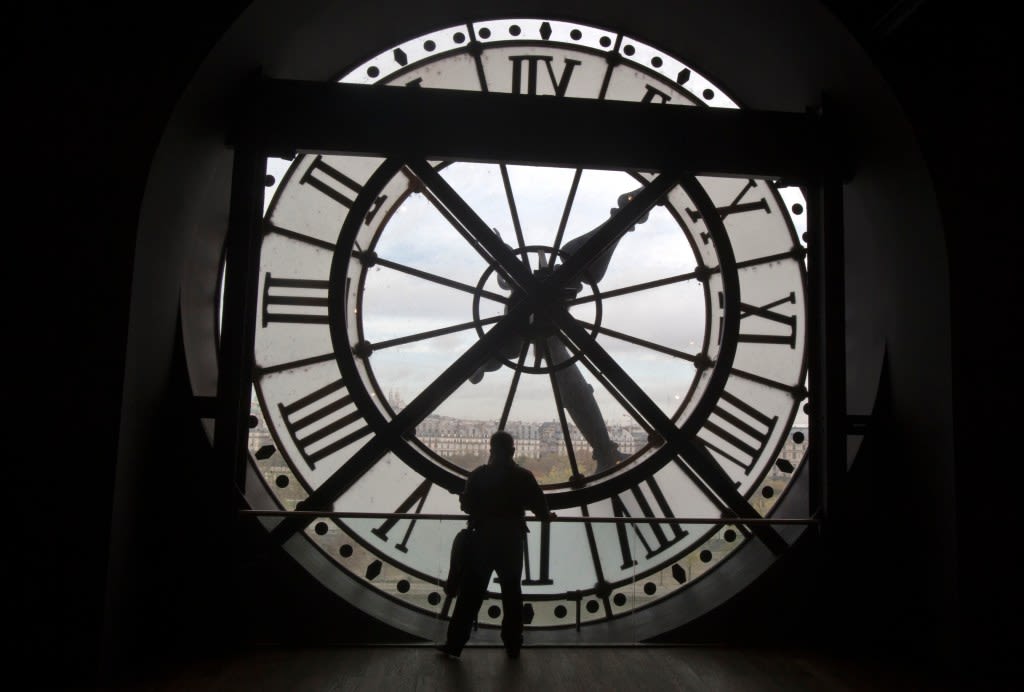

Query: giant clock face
[244,17,810,642]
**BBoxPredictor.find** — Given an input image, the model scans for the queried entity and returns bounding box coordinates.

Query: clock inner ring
[469,243,604,377]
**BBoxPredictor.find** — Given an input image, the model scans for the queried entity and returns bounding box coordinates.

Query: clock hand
[471,187,653,391]
[558,186,651,288]
[471,184,655,427]
[538,174,786,553]
[486,187,652,468]
[546,336,629,473]
[614,188,651,229]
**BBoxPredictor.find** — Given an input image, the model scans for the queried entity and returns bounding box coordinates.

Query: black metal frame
[220,75,845,544]
[233,78,828,178]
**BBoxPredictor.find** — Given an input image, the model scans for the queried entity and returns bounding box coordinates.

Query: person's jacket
[460,457,549,534]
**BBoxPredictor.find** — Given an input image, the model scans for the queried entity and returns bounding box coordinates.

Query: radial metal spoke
[499,164,527,251]
[369,315,503,352]
[499,341,532,430]
[359,252,509,304]
[551,167,583,259]
[541,340,583,480]
[573,320,698,362]
[408,159,536,294]
[568,271,700,305]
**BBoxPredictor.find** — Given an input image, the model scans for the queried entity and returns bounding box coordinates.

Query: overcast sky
[265,159,707,425]
[263,157,807,429]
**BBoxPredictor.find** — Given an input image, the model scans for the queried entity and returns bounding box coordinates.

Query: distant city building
[250,389,808,479]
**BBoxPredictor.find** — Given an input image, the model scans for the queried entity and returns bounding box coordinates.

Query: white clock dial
[245,17,810,642]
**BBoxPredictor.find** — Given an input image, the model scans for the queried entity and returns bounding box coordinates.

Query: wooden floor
[107,644,1009,691]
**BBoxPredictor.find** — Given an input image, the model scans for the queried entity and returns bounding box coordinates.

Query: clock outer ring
[247,456,809,644]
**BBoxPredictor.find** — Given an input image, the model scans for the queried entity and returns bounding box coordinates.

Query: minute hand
[549,173,677,286]
[537,173,785,552]
[550,308,787,554]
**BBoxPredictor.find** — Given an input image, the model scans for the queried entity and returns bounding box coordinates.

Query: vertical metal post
[806,98,847,533]
[215,144,266,505]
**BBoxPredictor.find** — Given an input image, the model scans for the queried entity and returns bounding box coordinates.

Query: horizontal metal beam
[233,77,833,181]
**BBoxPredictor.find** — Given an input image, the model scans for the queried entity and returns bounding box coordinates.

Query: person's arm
[460,470,483,518]
[523,471,552,521]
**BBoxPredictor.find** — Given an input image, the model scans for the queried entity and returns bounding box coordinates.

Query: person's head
[489,430,515,462]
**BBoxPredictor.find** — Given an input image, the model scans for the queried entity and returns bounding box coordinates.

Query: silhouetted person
[438,431,553,659]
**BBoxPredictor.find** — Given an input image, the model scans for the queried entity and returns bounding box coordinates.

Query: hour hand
[559,187,653,285]
[611,188,651,231]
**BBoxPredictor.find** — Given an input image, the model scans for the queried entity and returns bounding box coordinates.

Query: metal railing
[239,509,819,525]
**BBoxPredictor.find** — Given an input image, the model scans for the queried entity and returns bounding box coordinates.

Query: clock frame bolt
[692,353,712,370]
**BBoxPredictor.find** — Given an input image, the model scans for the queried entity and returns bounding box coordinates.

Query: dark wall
[13,2,252,684]
[825,1,1017,675]
[13,1,1016,686]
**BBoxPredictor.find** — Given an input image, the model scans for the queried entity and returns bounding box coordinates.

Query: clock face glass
[245,17,811,641]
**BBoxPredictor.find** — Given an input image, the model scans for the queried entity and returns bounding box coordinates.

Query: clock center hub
[470,244,603,376]
[515,265,583,340]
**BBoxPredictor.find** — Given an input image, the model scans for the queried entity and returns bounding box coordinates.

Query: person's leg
[495,541,525,656]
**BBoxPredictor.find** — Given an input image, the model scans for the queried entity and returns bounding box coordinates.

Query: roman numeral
[508,55,581,96]
[522,520,553,585]
[300,155,364,209]
[687,179,772,244]
[739,292,797,347]
[264,221,337,251]
[278,378,371,468]
[640,84,672,104]
[262,273,330,326]
[611,478,688,568]
[699,390,777,473]
[256,352,336,377]
[370,479,432,553]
